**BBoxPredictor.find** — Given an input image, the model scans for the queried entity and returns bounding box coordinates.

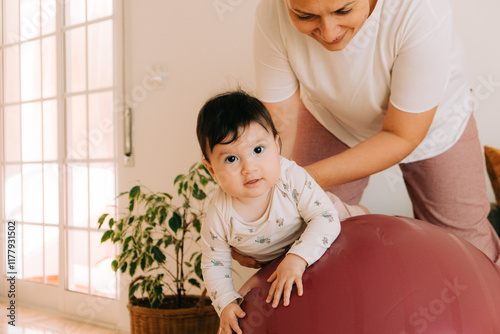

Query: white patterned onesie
[200,157,341,316]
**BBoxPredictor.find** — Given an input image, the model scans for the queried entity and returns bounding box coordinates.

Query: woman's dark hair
[196,90,279,160]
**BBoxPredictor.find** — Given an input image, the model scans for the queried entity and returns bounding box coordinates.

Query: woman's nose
[316,16,342,42]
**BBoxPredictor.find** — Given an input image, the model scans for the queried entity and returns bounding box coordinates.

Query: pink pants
[292,103,500,265]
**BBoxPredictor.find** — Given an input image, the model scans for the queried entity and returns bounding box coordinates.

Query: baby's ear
[202,159,218,183]
[275,135,282,154]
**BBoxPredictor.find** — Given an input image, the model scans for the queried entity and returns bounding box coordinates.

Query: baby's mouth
[245,179,261,185]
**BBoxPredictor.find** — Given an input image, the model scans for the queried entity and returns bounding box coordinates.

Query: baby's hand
[219,301,246,334]
[266,254,307,308]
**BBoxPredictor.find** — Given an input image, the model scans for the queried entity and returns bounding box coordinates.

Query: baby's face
[203,122,281,203]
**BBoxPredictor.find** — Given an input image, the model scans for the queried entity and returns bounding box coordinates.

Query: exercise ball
[238,214,500,334]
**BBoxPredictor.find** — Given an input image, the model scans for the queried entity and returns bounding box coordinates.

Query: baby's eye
[254,146,264,154]
[224,156,238,163]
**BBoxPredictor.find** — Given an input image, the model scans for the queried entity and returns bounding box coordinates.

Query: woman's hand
[219,302,246,334]
[266,253,307,308]
[231,247,263,269]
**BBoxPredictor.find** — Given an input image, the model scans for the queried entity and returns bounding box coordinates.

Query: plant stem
[177,208,186,308]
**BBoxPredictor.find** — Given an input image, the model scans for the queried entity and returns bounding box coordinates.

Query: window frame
[0,0,125,326]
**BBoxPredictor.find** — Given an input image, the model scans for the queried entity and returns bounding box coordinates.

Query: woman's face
[285,0,376,51]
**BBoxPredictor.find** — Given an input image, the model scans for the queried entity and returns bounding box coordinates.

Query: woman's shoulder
[374,0,453,49]
[379,0,452,23]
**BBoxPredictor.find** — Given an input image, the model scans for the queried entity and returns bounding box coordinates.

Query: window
[1,0,121,302]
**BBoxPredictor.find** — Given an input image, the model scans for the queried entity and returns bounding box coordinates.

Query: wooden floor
[0,300,128,334]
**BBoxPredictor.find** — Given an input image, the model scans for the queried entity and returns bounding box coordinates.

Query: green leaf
[117,191,129,198]
[151,298,161,309]
[184,261,192,268]
[193,219,201,233]
[108,218,115,229]
[129,261,137,277]
[158,207,167,225]
[164,235,173,247]
[200,175,209,187]
[174,174,183,185]
[123,236,133,252]
[101,230,113,243]
[194,189,206,200]
[129,185,141,199]
[189,252,199,262]
[149,210,157,224]
[188,278,201,289]
[129,199,135,212]
[154,284,163,296]
[120,262,128,273]
[147,254,154,267]
[112,232,121,243]
[141,254,147,271]
[111,260,118,272]
[120,220,128,230]
[152,246,166,264]
[98,214,109,228]
[129,282,141,299]
[169,212,182,233]
[194,253,203,280]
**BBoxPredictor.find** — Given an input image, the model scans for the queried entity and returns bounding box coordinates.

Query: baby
[196,90,366,334]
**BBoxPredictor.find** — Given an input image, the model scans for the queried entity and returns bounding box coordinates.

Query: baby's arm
[266,161,342,307]
[200,204,244,330]
[285,164,341,265]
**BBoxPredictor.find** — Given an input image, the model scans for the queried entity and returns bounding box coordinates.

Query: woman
[235,0,500,266]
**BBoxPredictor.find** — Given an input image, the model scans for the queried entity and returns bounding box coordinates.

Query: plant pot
[127,295,219,334]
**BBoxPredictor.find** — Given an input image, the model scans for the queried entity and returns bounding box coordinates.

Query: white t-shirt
[254,0,472,163]
[201,157,341,315]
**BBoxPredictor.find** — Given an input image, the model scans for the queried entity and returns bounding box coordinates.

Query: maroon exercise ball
[238,214,500,334]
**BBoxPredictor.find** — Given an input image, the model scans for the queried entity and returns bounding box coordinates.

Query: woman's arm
[304,102,437,190]
[262,88,301,159]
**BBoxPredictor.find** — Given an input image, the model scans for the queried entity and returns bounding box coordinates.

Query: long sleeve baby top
[200,157,341,315]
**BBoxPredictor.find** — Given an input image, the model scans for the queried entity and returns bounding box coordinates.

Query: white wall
[120,0,258,195]
[120,0,261,307]
[121,0,500,298]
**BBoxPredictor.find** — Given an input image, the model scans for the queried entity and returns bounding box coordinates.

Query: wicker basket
[127,291,219,334]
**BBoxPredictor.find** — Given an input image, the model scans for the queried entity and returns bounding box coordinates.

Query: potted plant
[98,163,219,334]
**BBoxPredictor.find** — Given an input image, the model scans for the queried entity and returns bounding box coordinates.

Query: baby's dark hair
[196,90,279,160]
